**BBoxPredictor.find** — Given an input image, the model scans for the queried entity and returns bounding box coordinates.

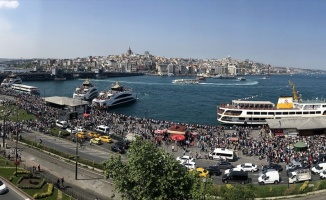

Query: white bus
[208,148,236,162]
[11,84,40,96]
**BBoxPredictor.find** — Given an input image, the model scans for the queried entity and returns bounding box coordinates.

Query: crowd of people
[1,87,326,169]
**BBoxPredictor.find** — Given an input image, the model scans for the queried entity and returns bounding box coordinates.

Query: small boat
[263,76,270,79]
[1,74,22,87]
[172,79,200,84]
[237,77,246,81]
[73,78,99,101]
[92,81,137,109]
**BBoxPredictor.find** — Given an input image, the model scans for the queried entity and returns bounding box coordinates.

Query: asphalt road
[1,179,30,200]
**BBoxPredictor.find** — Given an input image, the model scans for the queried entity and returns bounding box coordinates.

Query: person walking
[61,177,64,187]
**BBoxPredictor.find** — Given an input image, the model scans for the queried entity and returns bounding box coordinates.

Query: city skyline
[1,0,326,70]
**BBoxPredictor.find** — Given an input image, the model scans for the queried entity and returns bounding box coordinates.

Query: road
[1,179,30,200]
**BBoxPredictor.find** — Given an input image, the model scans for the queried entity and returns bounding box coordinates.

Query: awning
[167,130,185,135]
[170,134,185,141]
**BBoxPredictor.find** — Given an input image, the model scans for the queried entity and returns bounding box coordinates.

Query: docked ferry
[217,81,326,125]
[92,81,137,109]
[73,79,99,101]
[1,74,22,87]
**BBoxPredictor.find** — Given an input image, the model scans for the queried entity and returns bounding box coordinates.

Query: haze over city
[1,0,326,70]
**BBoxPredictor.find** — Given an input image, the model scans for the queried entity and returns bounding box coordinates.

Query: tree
[103,139,213,200]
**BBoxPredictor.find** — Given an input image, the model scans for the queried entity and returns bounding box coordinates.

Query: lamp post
[15,109,19,176]
[75,132,78,180]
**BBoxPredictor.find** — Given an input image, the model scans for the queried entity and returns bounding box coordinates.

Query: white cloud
[0,0,20,9]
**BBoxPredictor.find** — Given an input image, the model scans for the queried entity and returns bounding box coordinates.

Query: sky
[1,0,326,70]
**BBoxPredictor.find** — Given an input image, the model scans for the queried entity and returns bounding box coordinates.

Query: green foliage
[220,184,255,200]
[33,183,54,199]
[318,180,326,190]
[103,138,212,200]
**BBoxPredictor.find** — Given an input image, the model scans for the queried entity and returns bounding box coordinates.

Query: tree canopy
[103,139,213,200]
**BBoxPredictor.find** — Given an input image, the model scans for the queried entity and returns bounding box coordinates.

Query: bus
[11,84,40,96]
[208,148,236,162]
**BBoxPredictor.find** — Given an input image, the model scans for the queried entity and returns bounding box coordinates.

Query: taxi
[76,132,87,139]
[189,167,209,178]
[88,131,101,138]
[91,138,102,145]
[99,136,112,143]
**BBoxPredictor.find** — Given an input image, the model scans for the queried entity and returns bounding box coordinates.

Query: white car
[183,161,196,170]
[75,126,86,132]
[224,167,244,174]
[320,170,326,179]
[66,127,78,134]
[0,179,8,194]
[236,163,259,172]
[176,155,194,164]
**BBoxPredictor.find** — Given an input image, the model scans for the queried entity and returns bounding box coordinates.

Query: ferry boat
[217,81,326,126]
[1,74,22,87]
[92,81,137,109]
[73,79,99,101]
[11,84,40,96]
[172,79,200,84]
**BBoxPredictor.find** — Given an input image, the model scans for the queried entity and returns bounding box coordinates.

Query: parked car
[55,120,68,129]
[225,167,244,174]
[176,155,195,164]
[76,132,87,139]
[0,179,8,194]
[115,140,130,149]
[66,127,78,134]
[205,165,222,176]
[91,138,102,145]
[222,171,250,184]
[111,145,126,154]
[99,136,112,143]
[236,163,259,172]
[263,163,283,172]
[215,161,234,170]
[190,167,209,178]
[88,131,101,138]
[183,161,196,170]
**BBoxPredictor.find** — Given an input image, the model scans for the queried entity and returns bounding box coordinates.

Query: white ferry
[11,84,40,96]
[172,79,200,84]
[1,74,22,87]
[73,78,99,101]
[92,81,137,109]
[217,81,326,125]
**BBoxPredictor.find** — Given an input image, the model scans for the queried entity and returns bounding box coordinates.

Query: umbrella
[294,141,308,152]
[83,113,90,117]
[170,134,185,141]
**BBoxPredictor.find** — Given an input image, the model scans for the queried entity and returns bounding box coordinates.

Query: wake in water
[199,81,259,86]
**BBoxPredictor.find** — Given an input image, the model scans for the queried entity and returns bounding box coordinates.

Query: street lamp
[75,132,78,180]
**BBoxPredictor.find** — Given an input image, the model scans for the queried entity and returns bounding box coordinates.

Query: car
[225,167,244,174]
[76,132,87,139]
[0,179,8,194]
[111,145,126,154]
[88,131,101,138]
[115,140,130,149]
[91,138,102,145]
[99,136,112,143]
[190,167,209,178]
[205,165,222,176]
[176,155,195,164]
[66,127,78,134]
[236,163,259,172]
[263,163,283,172]
[55,120,68,129]
[75,126,86,132]
[222,171,250,184]
[183,161,196,170]
[95,125,110,134]
[215,161,234,170]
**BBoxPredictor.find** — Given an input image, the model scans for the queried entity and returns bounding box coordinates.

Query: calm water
[26,74,326,126]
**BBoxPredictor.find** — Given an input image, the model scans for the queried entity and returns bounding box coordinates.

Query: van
[258,170,280,185]
[289,169,311,184]
[56,120,67,129]
[95,125,110,134]
[312,162,326,174]
[222,171,249,184]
